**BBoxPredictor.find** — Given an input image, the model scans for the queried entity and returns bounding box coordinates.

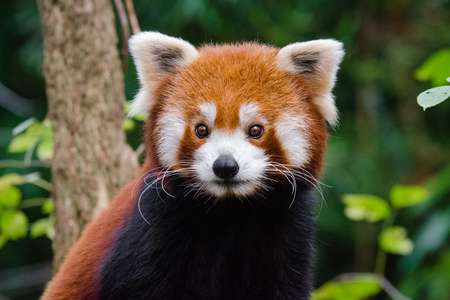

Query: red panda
[42,32,344,300]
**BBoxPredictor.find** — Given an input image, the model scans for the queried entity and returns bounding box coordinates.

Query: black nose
[212,154,239,180]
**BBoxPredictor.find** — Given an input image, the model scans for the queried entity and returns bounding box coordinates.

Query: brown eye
[195,124,209,138]
[248,124,264,139]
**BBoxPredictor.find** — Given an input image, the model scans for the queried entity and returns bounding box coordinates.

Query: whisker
[265,163,297,208]
[137,175,164,226]
[268,162,327,211]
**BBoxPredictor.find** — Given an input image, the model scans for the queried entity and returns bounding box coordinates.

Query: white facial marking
[239,102,261,125]
[193,129,268,197]
[275,113,311,166]
[156,109,185,167]
[199,102,217,125]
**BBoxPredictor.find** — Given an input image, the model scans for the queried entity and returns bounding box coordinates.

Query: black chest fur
[99,177,315,300]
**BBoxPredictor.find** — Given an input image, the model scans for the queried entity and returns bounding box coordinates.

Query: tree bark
[38,0,138,268]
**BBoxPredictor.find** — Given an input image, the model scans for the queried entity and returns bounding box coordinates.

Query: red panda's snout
[190,116,271,198]
[129,32,344,199]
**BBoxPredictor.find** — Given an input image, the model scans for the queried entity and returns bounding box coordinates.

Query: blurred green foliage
[416,49,450,110]
[312,275,381,300]
[416,49,450,86]
[379,226,413,255]
[342,194,391,222]
[0,0,449,299]
[0,171,53,247]
[314,183,428,299]
[9,119,53,161]
[390,184,428,208]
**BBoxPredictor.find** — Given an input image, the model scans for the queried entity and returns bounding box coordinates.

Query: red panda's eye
[248,125,264,139]
[195,124,209,139]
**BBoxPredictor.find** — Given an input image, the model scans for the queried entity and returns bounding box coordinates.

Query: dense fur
[42,32,344,300]
[145,43,331,194]
[41,178,142,299]
[100,175,315,300]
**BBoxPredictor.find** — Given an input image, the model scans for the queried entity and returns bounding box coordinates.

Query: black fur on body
[100,174,316,300]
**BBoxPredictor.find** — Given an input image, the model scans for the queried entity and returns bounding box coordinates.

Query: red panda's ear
[128,32,198,116]
[276,39,344,127]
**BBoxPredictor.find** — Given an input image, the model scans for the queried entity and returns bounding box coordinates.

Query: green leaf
[8,121,53,155]
[42,199,54,214]
[124,102,147,122]
[417,86,450,110]
[0,174,26,189]
[0,211,28,240]
[342,194,390,222]
[46,217,55,239]
[25,122,46,136]
[415,49,450,86]
[379,226,413,255]
[390,184,428,208]
[132,113,147,122]
[312,275,381,300]
[124,102,132,113]
[122,118,135,131]
[12,118,36,136]
[30,218,51,238]
[0,186,21,208]
[36,137,54,160]
[8,134,39,153]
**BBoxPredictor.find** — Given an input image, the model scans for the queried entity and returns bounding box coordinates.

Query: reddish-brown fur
[147,43,327,177]
[41,162,153,300]
[43,43,328,299]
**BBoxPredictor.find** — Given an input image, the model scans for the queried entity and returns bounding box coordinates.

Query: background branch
[125,0,141,34]
[112,0,131,70]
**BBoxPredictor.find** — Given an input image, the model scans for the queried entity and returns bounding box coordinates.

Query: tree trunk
[38,0,138,268]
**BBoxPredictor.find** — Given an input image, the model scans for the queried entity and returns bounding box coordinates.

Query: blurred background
[0,0,449,299]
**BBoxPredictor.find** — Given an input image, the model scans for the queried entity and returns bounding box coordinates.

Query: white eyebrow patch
[275,113,311,166]
[199,102,217,125]
[239,102,263,125]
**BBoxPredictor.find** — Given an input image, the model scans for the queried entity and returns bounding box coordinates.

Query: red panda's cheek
[154,109,186,168]
[259,128,288,164]
[274,114,312,168]
[249,128,287,164]
[177,128,205,166]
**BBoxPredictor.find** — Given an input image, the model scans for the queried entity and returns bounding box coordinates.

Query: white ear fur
[276,39,344,126]
[128,32,199,116]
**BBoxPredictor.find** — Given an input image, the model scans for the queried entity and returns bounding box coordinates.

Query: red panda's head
[129,32,344,198]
